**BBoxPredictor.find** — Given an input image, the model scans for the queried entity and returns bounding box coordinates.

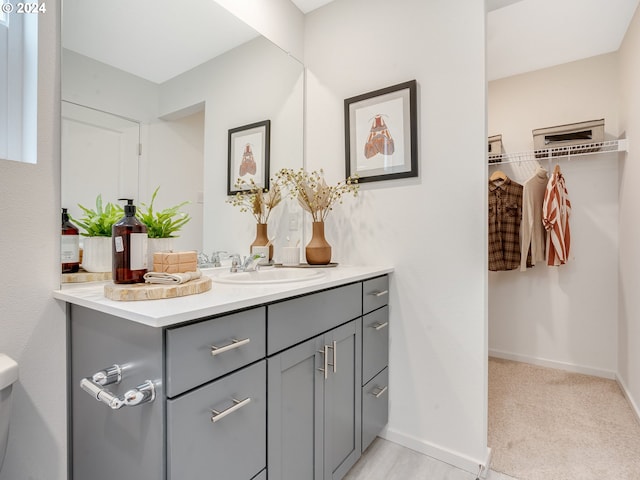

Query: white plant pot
[81,236,112,273]
[147,237,175,271]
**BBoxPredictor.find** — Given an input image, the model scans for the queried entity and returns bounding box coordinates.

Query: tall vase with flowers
[227,177,283,260]
[281,168,359,265]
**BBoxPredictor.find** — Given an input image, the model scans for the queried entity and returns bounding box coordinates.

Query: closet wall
[488,53,621,377]
[618,4,640,417]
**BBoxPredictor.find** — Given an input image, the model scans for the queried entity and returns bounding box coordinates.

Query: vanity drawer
[267,283,361,355]
[363,275,389,314]
[362,367,389,452]
[362,306,389,385]
[167,360,266,480]
[166,307,266,397]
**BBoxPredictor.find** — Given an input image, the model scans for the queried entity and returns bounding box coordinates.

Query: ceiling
[62,0,639,84]
[487,0,640,80]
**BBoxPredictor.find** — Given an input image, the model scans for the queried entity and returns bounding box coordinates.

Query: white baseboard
[381,428,491,477]
[489,348,617,380]
[616,374,640,424]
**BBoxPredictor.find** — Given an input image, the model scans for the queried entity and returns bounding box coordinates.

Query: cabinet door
[268,336,324,480]
[324,320,362,480]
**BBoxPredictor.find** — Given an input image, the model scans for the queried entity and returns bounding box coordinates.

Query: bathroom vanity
[54,266,392,480]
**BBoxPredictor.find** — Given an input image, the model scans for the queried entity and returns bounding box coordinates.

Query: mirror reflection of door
[61,101,140,223]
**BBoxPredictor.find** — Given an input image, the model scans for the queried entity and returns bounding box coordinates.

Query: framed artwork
[227,119,271,195]
[344,80,417,183]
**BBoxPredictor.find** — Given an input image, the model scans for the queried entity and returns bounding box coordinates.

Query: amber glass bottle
[61,208,80,273]
[112,199,148,284]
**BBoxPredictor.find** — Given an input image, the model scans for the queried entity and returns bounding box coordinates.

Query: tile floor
[344,438,517,480]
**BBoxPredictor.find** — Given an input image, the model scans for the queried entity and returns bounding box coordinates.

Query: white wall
[160,35,304,259]
[305,0,488,471]
[618,5,640,417]
[213,0,304,62]
[488,54,621,377]
[0,1,67,479]
[144,111,204,252]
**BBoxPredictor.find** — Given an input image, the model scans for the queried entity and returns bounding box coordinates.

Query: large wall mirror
[61,0,304,279]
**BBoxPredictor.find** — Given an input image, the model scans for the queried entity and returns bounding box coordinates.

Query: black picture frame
[344,80,417,183]
[227,119,271,195]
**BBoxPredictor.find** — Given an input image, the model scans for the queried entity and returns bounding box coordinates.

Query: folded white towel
[144,270,202,285]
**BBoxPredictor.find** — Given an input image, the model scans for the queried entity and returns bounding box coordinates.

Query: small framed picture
[227,120,271,195]
[344,80,417,183]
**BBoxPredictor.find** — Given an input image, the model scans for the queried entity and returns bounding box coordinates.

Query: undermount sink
[213,268,325,285]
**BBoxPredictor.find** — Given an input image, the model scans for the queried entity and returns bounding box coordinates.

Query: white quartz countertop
[53,265,393,328]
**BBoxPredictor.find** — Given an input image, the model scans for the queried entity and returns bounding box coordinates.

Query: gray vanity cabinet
[68,273,389,480]
[268,320,361,480]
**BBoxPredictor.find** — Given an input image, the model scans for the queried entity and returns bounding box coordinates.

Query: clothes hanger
[553,163,561,175]
[489,170,507,182]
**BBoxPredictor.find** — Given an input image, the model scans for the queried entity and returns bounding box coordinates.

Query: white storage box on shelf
[533,119,604,158]
[488,134,503,163]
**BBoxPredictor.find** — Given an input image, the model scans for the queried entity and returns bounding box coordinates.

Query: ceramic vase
[251,223,273,260]
[147,237,175,271]
[81,236,112,272]
[305,221,331,265]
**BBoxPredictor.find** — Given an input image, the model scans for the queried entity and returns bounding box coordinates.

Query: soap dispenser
[61,208,80,273]
[112,199,148,284]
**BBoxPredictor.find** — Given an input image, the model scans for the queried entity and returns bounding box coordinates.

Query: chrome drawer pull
[369,289,388,297]
[210,397,251,423]
[371,385,388,398]
[318,345,329,379]
[371,322,389,331]
[210,338,250,356]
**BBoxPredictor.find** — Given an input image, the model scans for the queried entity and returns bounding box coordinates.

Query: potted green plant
[72,194,123,272]
[137,186,191,268]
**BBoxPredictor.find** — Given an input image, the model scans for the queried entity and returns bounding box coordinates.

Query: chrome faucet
[230,253,265,273]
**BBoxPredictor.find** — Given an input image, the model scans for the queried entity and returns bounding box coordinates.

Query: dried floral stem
[279,168,359,222]
[227,177,283,224]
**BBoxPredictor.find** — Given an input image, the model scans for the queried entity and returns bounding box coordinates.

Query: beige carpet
[489,358,640,480]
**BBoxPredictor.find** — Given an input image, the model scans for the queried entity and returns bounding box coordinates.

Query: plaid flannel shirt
[488,177,523,271]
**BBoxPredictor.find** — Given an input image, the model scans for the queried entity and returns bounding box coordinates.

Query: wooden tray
[61,270,111,283]
[104,276,212,301]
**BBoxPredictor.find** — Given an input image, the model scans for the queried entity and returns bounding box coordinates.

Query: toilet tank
[0,353,18,471]
[0,354,18,391]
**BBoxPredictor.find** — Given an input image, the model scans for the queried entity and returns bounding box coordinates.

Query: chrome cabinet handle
[330,340,337,373]
[318,345,329,379]
[371,322,389,331]
[371,385,388,398]
[80,378,156,410]
[92,364,122,386]
[210,338,250,356]
[210,397,251,423]
[80,364,155,410]
[369,290,388,298]
[318,341,337,380]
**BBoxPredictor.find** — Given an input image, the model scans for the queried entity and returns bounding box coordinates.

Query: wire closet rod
[488,139,628,166]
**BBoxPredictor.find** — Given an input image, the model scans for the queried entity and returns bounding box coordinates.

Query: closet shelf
[488,139,628,166]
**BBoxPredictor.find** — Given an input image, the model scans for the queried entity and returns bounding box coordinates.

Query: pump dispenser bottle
[112,199,148,284]
[61,208,80,273]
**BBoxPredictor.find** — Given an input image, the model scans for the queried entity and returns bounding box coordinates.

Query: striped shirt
[542,169,571,266]
[488,177,523,271]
